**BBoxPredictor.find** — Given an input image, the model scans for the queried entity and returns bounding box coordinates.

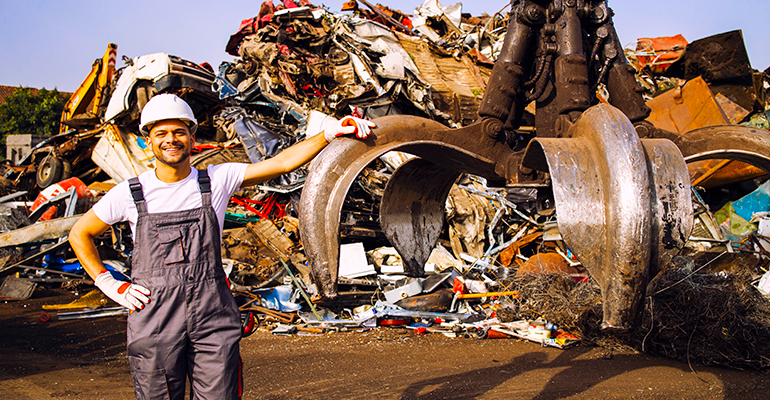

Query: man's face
[148,119,194,167]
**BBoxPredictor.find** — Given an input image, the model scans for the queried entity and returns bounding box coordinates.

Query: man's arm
[69,210,151,310]
[241,133,327,187]
[69,209,111,280]
[241,116,375,187]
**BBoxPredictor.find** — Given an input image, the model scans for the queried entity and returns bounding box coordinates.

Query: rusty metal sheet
[672,30,753,83]
[646,77,729,134]
[714,93,751,124]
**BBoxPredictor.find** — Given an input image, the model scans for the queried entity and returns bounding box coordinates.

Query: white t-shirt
[92,163,248,236]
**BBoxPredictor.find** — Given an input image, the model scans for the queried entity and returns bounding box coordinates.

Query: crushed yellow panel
[42,289,108,310]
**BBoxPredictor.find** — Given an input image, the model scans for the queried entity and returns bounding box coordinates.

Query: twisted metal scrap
[639,258,770,369]
[498,257,770,369]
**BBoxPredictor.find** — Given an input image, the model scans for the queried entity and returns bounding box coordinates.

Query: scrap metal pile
[2,0,770,370]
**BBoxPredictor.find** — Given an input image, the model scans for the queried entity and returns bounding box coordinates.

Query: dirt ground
[0,287,766,400]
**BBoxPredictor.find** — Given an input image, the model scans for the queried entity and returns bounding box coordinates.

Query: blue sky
[0,0,766,92]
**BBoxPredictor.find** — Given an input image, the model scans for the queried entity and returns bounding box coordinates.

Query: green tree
[0,87,66,160]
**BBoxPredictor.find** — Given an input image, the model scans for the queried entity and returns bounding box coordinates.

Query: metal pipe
[477,1,536,124]
[280,258,321,320]
[553,2,590,120]
[57,307,127,321]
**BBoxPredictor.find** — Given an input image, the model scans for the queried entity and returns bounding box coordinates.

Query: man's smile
[163,145,183,154]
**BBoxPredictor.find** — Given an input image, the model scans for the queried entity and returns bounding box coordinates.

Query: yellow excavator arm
[59,43,117,133]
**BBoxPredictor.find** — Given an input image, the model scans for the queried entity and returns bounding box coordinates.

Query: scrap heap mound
[218,0,505,127]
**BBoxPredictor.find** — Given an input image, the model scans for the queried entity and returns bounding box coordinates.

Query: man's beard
[154,143,192,167]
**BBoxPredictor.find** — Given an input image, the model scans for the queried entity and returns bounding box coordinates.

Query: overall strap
[128,177,148,214]
[197,167,212,207]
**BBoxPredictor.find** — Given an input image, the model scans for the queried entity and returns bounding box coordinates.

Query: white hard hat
[139,94,198,135]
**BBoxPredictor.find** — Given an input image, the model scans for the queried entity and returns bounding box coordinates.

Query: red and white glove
[323,116,375,143]
[94,270,151,311]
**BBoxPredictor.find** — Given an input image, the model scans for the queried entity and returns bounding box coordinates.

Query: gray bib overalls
[126,169,242,400]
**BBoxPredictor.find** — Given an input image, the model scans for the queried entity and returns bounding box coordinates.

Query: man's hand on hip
[324,116,375,143]
[94,271,151,310]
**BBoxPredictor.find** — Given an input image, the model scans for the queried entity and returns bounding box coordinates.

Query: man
[69,94,374,399]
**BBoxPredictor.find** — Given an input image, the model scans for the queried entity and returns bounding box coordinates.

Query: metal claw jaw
[522,104,693,332]
[300,117,448,298]
[380,158,461,276]
[299,104,694,333]
[299,115,511,299]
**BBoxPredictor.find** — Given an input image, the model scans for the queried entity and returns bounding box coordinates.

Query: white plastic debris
[339,242,376,278]
[758,269,770,296]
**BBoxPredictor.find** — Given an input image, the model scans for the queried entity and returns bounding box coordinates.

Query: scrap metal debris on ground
[2,0,770,371]
[497,259,770,369]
